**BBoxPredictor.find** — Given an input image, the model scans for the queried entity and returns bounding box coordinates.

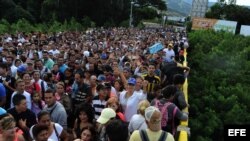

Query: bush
[119,20,129,27]
[11,19,35,33]
[0,19,11,34]
[82,17,96,28]
[0,17,95,34]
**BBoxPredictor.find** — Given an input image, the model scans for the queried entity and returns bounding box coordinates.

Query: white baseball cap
[97,108,116,124]
[145,106,160,122]
[83,51,90,57]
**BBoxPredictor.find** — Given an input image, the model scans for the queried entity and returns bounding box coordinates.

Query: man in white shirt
[163,43,175,63]
[49,43,60,56]
[10,79,31,109]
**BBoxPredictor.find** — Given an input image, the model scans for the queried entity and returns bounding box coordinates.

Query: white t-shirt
[11,91,32,109]
[163,48,175,62]
[30,123,63,141]
[10,65,17,77]
[119,90,146,122]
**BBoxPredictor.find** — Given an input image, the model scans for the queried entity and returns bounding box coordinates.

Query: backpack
[154,100,171,128]
[33,80,45,100]
[154,100,178,135]
[139,130,168,141]
[41,81,45,98]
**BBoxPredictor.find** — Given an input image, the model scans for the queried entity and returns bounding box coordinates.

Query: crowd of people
[0,27,190,141]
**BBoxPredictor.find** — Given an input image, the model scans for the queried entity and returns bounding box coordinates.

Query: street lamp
[129,1,135,27]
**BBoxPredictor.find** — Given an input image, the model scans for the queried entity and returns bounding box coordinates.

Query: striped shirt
[92,95,107,119]
[142,74,161,93]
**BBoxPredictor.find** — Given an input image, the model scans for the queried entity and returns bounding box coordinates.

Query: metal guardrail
[178,48,190,141]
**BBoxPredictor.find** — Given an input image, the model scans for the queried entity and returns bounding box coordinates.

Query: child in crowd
[31,92,45,117]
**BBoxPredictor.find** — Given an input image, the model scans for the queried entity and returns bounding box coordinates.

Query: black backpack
[139,130,168,141]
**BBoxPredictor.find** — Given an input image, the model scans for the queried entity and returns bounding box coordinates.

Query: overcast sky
[209,0,250,6]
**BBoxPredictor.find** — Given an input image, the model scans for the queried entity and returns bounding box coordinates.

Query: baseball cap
[97,74,106,82]
[42,50,48,53]
[75,60,81,64]
[48,51,53,55]
[145,106,160,122]
[168,43,173,48]
[123,67,130,72]
[97,108,116,124]
[100,53,107,60]
[128,77,136,85]
[83,51,90,57]
[0,107,7,116]
[26,60,33,65]
[17,65,26,73]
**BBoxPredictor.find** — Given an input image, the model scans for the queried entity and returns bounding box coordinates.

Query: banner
[213,20,237,33]
[192,17,217,30]
[149,43,163,54]
[192,17,237,34]
[240,25,250,36]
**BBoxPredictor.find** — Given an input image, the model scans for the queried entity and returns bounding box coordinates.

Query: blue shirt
[59,64,68,73]
[0,83,6,97]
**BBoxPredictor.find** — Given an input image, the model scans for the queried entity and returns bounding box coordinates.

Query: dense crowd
[0,27,190,141]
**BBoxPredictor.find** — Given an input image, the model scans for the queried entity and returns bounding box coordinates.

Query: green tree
[206,3,250,34]
[0,19,11,34]
[188,30,250,141]
[0,0,35,23]
[1,0,167,26]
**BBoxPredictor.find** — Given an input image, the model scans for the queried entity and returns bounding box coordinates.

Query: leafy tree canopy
[0,0,167,26]
[188,30,250,141]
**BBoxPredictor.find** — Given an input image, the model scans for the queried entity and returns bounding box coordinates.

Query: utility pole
[129,0,135,27]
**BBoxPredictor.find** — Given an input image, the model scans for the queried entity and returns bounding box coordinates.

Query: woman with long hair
[113,79,124,98]
[54,82,71,114]
[73,104,95,139]
[62,68,74,93]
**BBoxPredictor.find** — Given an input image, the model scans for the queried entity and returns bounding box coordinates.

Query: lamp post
[129,1,135,27]
[163,2,168,27]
